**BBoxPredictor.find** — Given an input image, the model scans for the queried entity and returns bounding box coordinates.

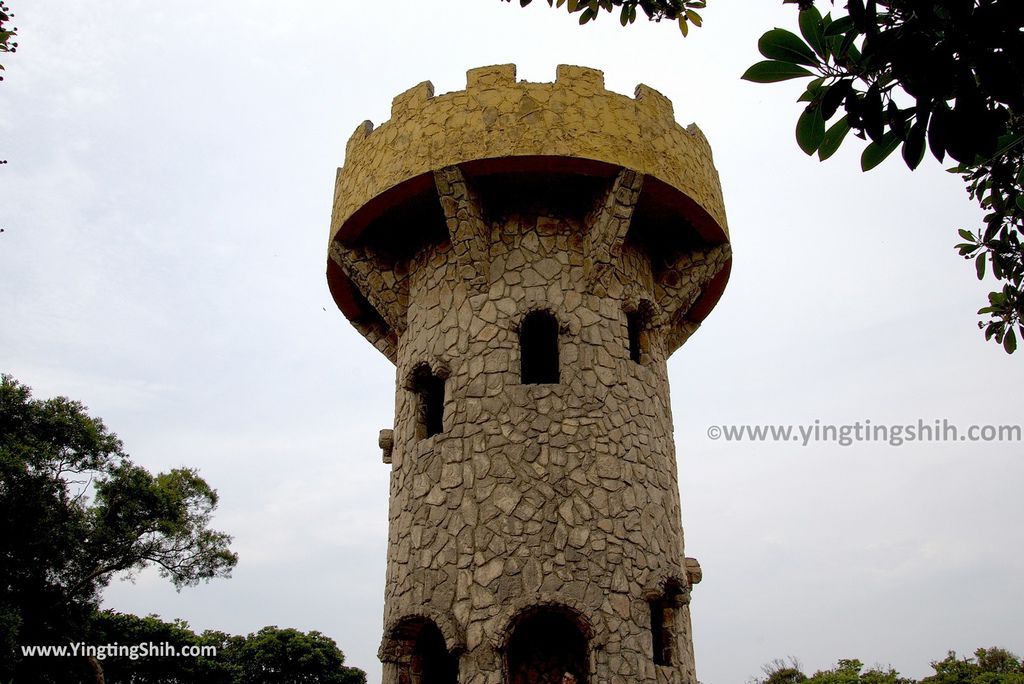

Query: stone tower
[327,65,731,684]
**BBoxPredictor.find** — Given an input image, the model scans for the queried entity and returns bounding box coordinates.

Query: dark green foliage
[0,375,238,682]
[0,0,14,80]
[88,611,238,684]
[741,0,1024,353]
[802,659,912,684]
[751,650,1024,684]
[89,612,367,684]
[757,657,809,684]
[0,0,14,165]
[231,626,367,684]
[501,0,1024,353]
[500,0,707,37]
[921,648,1024,684]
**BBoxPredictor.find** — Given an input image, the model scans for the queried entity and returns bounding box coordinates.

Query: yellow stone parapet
[330,64,728,246]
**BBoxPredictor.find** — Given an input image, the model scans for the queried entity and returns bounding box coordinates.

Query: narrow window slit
[650,580,683,666]
[520,310,560,384]
[627,311,643,363]
[411,364,446,439]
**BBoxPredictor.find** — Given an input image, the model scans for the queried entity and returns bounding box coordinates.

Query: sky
[1,1,1022,682]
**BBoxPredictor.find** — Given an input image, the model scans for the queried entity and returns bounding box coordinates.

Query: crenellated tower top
[327,64,731,362]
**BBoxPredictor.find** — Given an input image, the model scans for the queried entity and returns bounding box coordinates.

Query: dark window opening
[649,599,671,666]
[651,581,683,667]
[626,301,654,365]
[520,310,560,384]
[388,618,458,684]
[506,606,589,684]
[411,364,446,439]
[627,311,643,363]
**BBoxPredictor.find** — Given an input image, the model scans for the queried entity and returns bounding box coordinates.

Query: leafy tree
[230,626,367,684]
[803,659,912,684]
[0,0,13,71]
[500,0,1024,353]
[503,0,707,36]
[0,374,238,682]
[753,657,808,684]
[921,647,1024,684]
[88,610,238,684]
[752,658,909,684]
[741,0,1024,353]
[81,612,368,684]
[0,0,14,166]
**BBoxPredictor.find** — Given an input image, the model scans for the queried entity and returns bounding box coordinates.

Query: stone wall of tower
[328,64,733,684]
[382,194,697,684]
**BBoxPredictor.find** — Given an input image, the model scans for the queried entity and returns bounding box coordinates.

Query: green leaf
[797,77,824,103]
[823,15,855,37]
[796,106,826,155]
[798,6,826,59]
[1017,196,1024,212]
[928,101,949,163]
[958,228,975,241]
[976,253,986,280]
[1004,327,1017,354]
[861,132,900,171]
[902,121,927,170]
[678,15,689,36]
[758,28,818,66]
[741,60,814,83]
[818,115,850,161]
[686,9,702,27]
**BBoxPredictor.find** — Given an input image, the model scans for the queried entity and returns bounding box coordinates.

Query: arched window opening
[388,617,458,684]
[410,364,446,439]
[506,605,589,684]
[650,580,683,667]
[520,310,560,384]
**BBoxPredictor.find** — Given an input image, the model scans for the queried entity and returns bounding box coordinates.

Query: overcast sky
[2,1,1022,682]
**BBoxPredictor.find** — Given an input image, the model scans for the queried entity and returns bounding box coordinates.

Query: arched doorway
[505,605,590,684]
[385,617,458,684]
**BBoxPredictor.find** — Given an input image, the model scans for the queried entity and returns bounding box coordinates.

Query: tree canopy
[752,649,1024,684]
[0,375,238,681]
[501,0,1024,353]
[86,612,367,684]
[0,0,15,167]
[0,0,13,80]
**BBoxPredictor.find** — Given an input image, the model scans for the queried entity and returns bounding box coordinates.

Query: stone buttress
[326,65,732,684]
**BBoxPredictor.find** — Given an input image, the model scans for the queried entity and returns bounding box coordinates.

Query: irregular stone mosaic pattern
[326,66,732,684]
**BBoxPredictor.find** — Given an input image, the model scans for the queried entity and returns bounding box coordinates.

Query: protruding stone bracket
[328,240,409,335]
[684,557,703,587]
[584,167,644,291]
[378,429,394,465]
[655,243,732,332]
[434,165,491,295]
[643,573,692,606]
